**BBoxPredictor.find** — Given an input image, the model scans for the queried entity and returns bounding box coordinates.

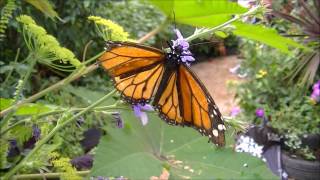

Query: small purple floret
[255,108,265,118]
[311,80,320,102]
[230,106,241,117]
[172,29,195,66]
[133,104,153,126]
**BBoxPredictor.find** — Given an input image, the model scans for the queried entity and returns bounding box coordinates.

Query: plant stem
[12,170,90,179]
[0,54,36,129]
[0,104,130,135]
[3,89,116,179]
[186,6,261,42]
[0,64,98,117]
[14,53,37,102]
[3,48,20,85]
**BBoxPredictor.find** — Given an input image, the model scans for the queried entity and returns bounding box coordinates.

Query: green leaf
[150,0,247,27]
[90,111,277,179]
[24,0,62,21]
[215,31,228,38]
[233,22,309,53]
[0,98,58,116]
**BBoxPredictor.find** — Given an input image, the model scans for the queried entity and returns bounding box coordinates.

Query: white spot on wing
[218,124,225,131]
[212,129,219,137]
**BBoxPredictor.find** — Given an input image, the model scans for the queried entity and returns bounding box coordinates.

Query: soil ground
[191,55,242,116]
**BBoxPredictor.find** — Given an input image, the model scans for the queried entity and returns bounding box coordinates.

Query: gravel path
[191,55,242,116]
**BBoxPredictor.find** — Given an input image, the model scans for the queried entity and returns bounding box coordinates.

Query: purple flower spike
[255,108,265,118]
[172,29,195,66]
[230,106,241,117]
[133,104,154,126]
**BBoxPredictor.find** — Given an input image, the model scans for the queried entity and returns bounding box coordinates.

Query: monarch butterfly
[99,30,226,146]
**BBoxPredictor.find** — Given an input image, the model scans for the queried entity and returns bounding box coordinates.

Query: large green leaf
[0,98,58,116]
[150,0,247,27]
[233,22,308,53]
[90,111,277,179]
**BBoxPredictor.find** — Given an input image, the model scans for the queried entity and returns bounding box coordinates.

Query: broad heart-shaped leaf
[149,0,247,27]
[90,111,277,179]
[232,22,309,53]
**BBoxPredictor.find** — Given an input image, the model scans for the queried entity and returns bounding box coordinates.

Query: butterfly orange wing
[153,64,225,146]
[99,42,165,104]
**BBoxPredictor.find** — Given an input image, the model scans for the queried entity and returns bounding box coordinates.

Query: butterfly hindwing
[178,64,225,146]
[152,64,225,146]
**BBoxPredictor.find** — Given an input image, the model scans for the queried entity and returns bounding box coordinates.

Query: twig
[12,170,90,179]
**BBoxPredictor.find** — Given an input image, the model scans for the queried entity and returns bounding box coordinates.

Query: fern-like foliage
[0,0,16,41]
[16,15,81,71]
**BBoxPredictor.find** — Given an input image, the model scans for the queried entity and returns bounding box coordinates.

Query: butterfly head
[169,29,195,66]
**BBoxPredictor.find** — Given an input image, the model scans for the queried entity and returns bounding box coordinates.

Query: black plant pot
[282,151,320,180]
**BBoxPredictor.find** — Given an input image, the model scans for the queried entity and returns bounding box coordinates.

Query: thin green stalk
[13,54,37,102]
[0,64,98,117]
[0,104,130,135]
[3,48,20,85]
[186,6,261,42]
[83,50,104,65]
[3,89,116,179]
[12,170,90,179]
[0,54,36,129]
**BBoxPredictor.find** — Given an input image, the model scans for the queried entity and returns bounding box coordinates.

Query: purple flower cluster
[172,29,195,66]
[311,80,320,102]
[255,108,265,118]
[230,106,241,117]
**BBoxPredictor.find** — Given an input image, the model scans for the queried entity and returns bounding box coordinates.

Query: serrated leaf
[150,0,247,27]
[232,22,309,53]
[90,111,277,179]
[0,98,59,116]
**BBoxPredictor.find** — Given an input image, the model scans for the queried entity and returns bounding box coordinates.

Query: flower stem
[3,48,20,85]
[2,89,116,179]
[0,64,98,117]
[12,170,90,179]
[0,104,130,135]
[186,6,261,42]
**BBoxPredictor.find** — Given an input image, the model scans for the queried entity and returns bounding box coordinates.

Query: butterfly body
[99,41,226,146]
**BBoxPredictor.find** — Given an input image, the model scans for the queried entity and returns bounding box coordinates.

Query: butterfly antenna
[173,11,176,30]
[166,41,174,51]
